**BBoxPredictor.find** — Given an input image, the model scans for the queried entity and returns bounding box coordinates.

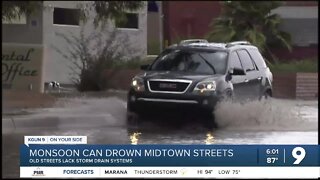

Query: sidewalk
[2,89,128,115]
[3,90,57,114]
[2,89,128,134]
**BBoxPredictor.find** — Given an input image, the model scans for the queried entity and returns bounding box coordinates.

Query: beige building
[2,1,148,92]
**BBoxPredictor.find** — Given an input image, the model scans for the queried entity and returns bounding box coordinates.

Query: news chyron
[20,136,320,178]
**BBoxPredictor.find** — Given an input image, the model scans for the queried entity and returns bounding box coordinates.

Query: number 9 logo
[292,147,306,165]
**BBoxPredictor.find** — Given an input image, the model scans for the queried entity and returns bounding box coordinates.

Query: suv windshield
[150,49,228,74]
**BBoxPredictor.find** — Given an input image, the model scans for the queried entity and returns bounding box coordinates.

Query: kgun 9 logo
[292,147,306,165]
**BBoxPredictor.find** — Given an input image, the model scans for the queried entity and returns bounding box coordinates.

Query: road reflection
[205,132,215,144]
[130,132,142,145]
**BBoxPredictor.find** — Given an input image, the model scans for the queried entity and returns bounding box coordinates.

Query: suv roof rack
[168,43,178,48]
[226,41,251,48]
[208,42,227,48]
[179,39,209,45]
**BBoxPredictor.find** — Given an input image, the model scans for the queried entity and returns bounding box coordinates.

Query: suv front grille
[147,79,192,94]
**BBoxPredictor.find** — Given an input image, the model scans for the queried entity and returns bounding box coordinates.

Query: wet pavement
[2,91,318,178]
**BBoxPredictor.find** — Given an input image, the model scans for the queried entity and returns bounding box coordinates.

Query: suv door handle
[257,77,262,80]
[244,79,249,83]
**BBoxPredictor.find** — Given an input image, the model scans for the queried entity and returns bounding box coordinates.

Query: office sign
[2,43,44,92]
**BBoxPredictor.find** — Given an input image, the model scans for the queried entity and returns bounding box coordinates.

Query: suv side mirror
[140,64,150,70]
[229,67,245,75]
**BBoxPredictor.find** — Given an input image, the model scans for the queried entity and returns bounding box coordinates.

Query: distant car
[127,40,273,127]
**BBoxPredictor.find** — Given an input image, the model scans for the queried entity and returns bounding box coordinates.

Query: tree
[2,1,145,91]
[80,1,144,28]
[2,1,42,21]
[53,27,141,91]
[2,1,144,27]
[206,1,292,63]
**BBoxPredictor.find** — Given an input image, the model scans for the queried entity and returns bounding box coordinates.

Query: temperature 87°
[266,157,279,164]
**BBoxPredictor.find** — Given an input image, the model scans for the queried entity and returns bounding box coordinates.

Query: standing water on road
[132,98,317,145]
[3,95,317,145]
[2,95,318,178]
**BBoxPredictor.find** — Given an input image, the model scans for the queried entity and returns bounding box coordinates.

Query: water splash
[214,99,318,131]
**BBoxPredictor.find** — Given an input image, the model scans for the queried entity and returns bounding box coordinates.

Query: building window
[116,13,139,29]
[2,7,27,24]
[2,16,27,24]
[148,1,158,12]
[53,8,80,26]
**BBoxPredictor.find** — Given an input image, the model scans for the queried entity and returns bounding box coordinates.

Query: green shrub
[107,56,156,69]
[269,58,318,73]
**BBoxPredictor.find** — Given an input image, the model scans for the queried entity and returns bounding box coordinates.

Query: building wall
[2,43,45,92]
[147,12,161,54]
[272,6,318,46]
[163,1,318,60]
[273,72,318,99]
[2,1,148,87]
[2,10,43,44]
[271,5,318,60]
[163,1,221,44]
[42,1,147,84]
[2,6,45,92]
[42,1,80,85]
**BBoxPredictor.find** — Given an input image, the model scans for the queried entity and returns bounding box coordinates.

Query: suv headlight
[193,81,216,93]
[131,77,145,92]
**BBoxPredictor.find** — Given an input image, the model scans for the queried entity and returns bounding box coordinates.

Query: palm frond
[206,1,291,62]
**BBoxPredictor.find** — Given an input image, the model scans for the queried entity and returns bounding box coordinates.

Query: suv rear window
[229,52,244,70]
[237,50,256,72]
[247,49,267,69]
[150,49,228,75]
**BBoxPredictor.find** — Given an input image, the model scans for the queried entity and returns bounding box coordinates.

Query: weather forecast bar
[20,138,320,178]
[20,167,319,178]
[20,145,320,166]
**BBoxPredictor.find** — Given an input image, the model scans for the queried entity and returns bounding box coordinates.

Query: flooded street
[2,92,318,178]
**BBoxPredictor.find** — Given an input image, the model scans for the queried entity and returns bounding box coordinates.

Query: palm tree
[206,1,292,63]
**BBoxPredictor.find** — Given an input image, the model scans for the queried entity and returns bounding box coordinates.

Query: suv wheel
[126,111,140,126]
[202,110,218,129]
[219,89,233,102]
[260,90,272,101]
[126,102,143,127]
